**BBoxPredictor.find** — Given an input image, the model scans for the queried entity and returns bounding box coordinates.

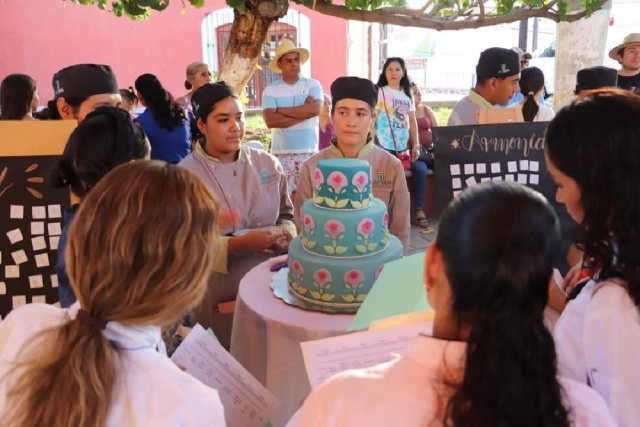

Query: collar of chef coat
[67,302,167,354]
[329,138,375,158]
[406,334,467,374]
[195,142,244,164]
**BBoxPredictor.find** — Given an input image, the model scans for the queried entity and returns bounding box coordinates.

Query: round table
[230,261,354,427]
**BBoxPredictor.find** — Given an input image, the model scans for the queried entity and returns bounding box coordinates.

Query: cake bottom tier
[287,235,403,313]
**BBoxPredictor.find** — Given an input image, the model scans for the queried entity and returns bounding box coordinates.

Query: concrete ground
[405,220,438,257]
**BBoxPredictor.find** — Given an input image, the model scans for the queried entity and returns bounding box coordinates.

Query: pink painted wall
[0,0,347,105]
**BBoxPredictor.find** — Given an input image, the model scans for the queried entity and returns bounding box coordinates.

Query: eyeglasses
[520,60,529,66]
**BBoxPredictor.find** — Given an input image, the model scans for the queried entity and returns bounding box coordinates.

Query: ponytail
[446,249,569,427]
[434,182,569,427]
[3,316,117,427]
[135,73,186,131]
[519,67,545,122]
[522,92,540,122]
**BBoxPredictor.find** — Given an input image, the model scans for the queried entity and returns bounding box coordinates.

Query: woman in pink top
[318,94,336,150]
[288,182,615,427]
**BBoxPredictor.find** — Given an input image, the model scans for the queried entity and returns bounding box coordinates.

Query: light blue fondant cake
[288,159,403,313]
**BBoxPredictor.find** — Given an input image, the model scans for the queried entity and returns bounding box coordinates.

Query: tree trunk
[219,0,288,93]
[553,1,612,109]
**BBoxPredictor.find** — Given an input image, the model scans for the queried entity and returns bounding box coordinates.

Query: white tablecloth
[230,262,354,427]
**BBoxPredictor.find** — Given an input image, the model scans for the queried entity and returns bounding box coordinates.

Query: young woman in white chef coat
[179,82,295,349]
[0,162,226,427]
[288,182,616,427]
[546,89,640,427]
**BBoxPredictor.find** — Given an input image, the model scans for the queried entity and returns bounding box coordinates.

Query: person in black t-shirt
[608,33,640,92]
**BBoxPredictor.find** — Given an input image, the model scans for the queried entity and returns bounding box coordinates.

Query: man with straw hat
[262,39,323,196]
[609,33,640,91]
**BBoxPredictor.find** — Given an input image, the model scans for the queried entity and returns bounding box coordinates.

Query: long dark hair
[135,73,186,131]
[435,182,569,427]
[520,67,545,122]
[51,106,149,197]
[0,74,37,120]
[376,57,412,98]
[546,89,640,304]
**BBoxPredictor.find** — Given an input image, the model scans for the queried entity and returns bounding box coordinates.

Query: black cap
[330,77,378,110]
[575,66,618,92]
[476,48,520,80]
[52,64,118,100]
[191,82,238,120]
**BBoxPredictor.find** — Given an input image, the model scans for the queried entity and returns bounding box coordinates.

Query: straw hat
[609,33,640,60]
[268,40,310,73]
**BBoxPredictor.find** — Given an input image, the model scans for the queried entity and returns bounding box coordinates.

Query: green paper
[206,328,218,342]
[265,423,273,427]
[348,253,431,331]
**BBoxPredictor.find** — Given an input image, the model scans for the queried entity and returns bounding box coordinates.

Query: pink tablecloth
[230,262,354,427]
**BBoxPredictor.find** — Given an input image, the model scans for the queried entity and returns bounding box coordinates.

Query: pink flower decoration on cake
[291,260,304,279]
[382,212,389,229]
[356,218,375,239]
[324,219,345,240]
[344,269,365,288]
[313,269,332,288]
[352,171,369,193]
[303,214,315,234]
[327,171,347,193]
[374,265,385,280]
[313,168,324,189]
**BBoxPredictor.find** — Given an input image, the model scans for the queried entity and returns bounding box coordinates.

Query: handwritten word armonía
[458,130,545,157]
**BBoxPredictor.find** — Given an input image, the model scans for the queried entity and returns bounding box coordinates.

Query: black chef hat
[330,77,378,111]
[191,81,238,120]
[52,64,119,100]
[575,66,618,93]
[476,48,520,81]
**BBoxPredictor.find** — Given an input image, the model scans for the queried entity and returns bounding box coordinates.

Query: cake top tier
[312,159,373,210]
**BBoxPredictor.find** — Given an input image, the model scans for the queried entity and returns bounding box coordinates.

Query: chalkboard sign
[433,122,575,273]
[0,121,76,318]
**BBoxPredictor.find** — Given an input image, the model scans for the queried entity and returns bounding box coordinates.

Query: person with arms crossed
[262,40,323,196]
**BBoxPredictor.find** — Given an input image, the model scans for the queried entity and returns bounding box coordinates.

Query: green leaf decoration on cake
[336,199,349,208]
[380,236,389,246]
[306,241,317,249]
[324,245,335,254]
[340,188,347,194]
[350,200,363,209]
[297,286,308,295]
[355,245,368,253]
[351,188,358,193]
[327,187,335,193]
[366,243,378,251]
[314,195,325,204]
[341,294,356,303]
[321,293,335,302]
[325,198,337,208]
[355,294,368,302]
[362,198,371,207]
[310,291,322,299]
[300,236,308,245]
[335,246,348,255]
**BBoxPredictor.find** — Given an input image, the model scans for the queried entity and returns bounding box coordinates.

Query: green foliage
[68,0,604,21]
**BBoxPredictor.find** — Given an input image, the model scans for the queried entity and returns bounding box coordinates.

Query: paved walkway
[405,220,438,257]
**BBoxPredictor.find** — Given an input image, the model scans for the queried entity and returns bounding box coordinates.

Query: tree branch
[294,0,596,30]
[478,0,485,20]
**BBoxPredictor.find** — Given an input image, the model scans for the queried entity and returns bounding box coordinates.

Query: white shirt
[513,100,556,122]
[554,279,640,427]
[287,335,616,427]
[0,303,226,426]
